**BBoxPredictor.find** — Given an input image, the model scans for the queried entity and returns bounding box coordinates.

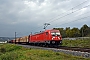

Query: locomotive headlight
[60,41,62,43]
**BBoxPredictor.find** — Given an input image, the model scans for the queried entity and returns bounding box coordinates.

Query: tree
[65,27,71,37]
[87,27,90,36]
[80,24,89,37]
[53,24,90,37]
[71,27,80,37]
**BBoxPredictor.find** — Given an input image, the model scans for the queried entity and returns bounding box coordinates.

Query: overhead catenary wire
[48,4,90,24]
[54,15,90,27]
[46,0,89,23]
[53,10,90,27]
[29,0,90,33]
[41,4,90,28]
[31,4,90,32]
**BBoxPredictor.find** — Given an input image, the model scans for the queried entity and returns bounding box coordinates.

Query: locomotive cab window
[51,32,60,36]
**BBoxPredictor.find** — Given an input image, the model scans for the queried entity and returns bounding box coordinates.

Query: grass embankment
[0,44,90,60]
[62,38,90,48]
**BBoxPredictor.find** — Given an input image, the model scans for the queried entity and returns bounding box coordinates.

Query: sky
[0,0,90,37]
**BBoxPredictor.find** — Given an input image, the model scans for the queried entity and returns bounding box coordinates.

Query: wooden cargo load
[19,36,28,43]
[16,38,20,42]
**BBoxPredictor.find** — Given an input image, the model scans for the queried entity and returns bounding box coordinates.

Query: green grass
[62,38,90,48]
[0,44,90,60]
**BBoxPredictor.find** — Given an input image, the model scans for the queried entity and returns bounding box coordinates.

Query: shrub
[55,52,60,55]
[0,52,18,60]
[0,47,6,54]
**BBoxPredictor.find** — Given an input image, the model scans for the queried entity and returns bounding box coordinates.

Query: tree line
[53,24,90,38]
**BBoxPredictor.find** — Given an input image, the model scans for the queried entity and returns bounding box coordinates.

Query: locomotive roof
[45,29,59,32]
[32,29,60,35]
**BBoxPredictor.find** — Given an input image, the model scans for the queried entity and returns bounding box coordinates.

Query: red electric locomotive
[28,29,62,46]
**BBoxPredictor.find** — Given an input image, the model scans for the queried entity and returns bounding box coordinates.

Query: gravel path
[17,44,90,58]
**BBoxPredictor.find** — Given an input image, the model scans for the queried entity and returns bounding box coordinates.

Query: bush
[55,52,60,55]
[62,39,90,48]
[0,52,18,60]
[0,47,6,54]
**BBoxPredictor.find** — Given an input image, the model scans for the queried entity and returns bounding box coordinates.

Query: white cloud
[0,0,90,37]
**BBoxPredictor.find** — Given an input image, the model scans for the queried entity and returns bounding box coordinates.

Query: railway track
[56,46,90,53]
[17,44,90,58]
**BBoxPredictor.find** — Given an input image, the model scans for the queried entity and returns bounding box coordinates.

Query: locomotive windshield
[51,32,60,36]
